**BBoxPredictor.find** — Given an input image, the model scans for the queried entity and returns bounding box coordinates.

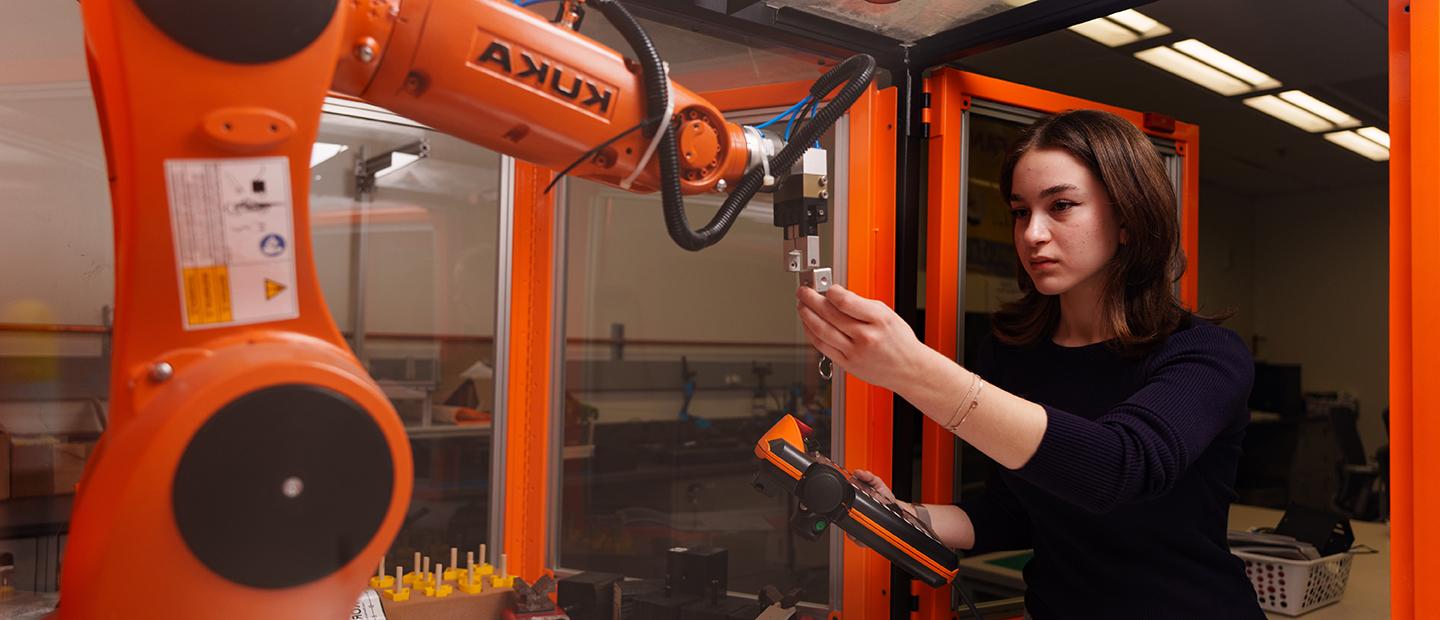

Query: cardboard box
[379,584,514,620]
[53,441,90,493]
[10,437,91,498]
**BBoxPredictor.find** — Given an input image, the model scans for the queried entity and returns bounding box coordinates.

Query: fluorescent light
[1071,18,1140,47]
[1107,9,1169,37]
[310,142,348,168]
[1325,130,1390,161]
[376,152,420,178]
[1243,95,1335,132]
[1277,90,1360,128]
[1357,126,1391,148]
[1136,47,1251,96]
[1069,9,1171,47]
[1172,39,1279,89]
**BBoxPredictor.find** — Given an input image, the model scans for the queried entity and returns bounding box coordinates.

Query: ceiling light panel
[1357,126,1391,148]
[1277,90,1361,128]
[310,143,349,168]
[1325,130,1390,161]
[1243,95,1335,132]
[1171,39,1279,89]
[1071,17,1140,46]
[1107,9,1168,36]
[1069,9,1170,47]
[1135,46,1251,96]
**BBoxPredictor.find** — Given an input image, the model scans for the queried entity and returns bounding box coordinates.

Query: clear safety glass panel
[957,111,1033,605]
[766,0,1036,43]
[311,109,502,573]
[521,6,836,92]
[0,76,111,596]
[556,128,838,601]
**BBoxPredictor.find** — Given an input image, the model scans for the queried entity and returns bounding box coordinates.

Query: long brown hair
[993,109,1195,351]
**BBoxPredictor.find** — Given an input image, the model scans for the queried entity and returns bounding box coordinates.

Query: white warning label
[350,588,387,619]
[164,157,300,329]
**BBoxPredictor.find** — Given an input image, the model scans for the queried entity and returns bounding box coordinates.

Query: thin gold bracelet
[946,374,985,433]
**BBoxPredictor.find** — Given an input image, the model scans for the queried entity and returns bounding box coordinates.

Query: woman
[796,109,1262,618]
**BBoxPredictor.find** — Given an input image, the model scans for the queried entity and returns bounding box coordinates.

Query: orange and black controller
[752,416,960,587]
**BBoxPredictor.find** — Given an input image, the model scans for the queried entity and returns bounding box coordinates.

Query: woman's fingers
[851,469,896,503]
[798,286,867,336]
[825,284,889,323]
[801,323,849,368]
[798,304,852,353]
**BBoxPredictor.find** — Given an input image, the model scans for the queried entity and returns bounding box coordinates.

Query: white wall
[1251,184,1389,453]
[1197,179,1387,453]
[1197,182,1257,347]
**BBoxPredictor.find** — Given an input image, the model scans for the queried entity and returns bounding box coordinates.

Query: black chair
[1288,393,1383,521]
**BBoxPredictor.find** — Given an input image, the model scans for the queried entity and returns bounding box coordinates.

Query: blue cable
[516,0,557,6]
[812,102,823,150]
[756,96,811,130]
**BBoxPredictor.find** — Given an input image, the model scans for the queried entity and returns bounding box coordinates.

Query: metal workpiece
[784,230,821,272]
[800,267,832,293]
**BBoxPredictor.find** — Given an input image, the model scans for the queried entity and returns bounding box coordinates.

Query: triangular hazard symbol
[265,278,287,300]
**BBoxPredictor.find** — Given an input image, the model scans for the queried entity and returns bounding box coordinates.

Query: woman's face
[1009,147,1125,297]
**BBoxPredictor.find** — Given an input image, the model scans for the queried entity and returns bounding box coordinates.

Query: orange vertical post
[1388,1,1411,615]
[1397,0,1440,617]
[1388,1,1413,617]
[840,83,899,620]
[502,161,558,581]
[918,69,965,620]
[1178,136,1200,309]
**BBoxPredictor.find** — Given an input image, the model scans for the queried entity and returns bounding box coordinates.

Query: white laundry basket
[1233,549,1353,616]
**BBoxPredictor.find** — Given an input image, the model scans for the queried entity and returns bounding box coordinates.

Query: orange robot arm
[334,0,746,194]
[66,1,870,617]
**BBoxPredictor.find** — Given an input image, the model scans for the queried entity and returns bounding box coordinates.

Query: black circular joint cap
[134,0,339,64]
[173,384,395,589]
[799,468,847,515]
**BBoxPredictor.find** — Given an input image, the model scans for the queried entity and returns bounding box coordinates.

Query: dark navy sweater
[960,317,1265,619]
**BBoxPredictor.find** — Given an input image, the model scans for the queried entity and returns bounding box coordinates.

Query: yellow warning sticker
[182,266,233,325]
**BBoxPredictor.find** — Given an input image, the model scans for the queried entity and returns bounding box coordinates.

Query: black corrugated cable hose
[590,0,876,251]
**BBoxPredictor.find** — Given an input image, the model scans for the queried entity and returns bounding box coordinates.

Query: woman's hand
[845,469,917,549]
[852,469,913,515]
[796,284,937,394]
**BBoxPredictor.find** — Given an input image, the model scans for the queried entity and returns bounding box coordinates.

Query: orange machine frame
[916,67,1201,620]
[501,161,560,582]
[1390,0,1438,618]
[840,82,901,620]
